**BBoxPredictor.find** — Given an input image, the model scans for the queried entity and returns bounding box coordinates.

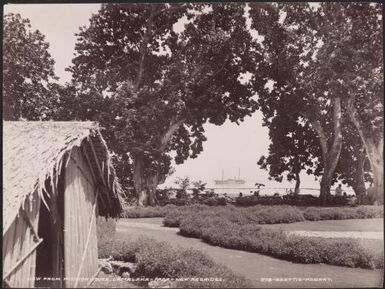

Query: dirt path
[117,218,383,288]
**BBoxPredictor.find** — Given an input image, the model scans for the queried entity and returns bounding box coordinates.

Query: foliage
[250,3,323,189]
[178,215,383,269]
[257,112,320,189]
[162,204,383,228]
[98,235,251,288]
[97,217,118,255]
[163,205,209,227]
[301,206,383,221]
[281,194,322,206]
[191,180,207,195]
[249,3,383,201]
[302,3,383,201]
[157,186,227,207]
[335,121,372,200]
[190,188,227,206]
[235,195,284,206]
[3,13,59,120]
[65,3,261,203]
[307,3,383,142]
[120,199,382,222]
[163,205,305,227]
[174,176,190,199]
[120,204,177,218]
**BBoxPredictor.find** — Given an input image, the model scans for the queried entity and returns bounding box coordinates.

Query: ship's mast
[222,169,224,194]
[238,168,240,180]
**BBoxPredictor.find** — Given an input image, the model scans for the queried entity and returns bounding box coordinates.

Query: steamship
[214,169,246,185]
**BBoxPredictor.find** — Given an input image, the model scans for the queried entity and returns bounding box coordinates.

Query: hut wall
[2,189,41,287]
[63,146,98,288]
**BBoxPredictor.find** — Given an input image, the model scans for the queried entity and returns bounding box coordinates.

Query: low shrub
[201,197,227,206]
[120,204,177,218]
[178,214,383,270]
[98,235,251,288]
[97,217,117,252]
[235,195,288,206]
[163,204,209,227]
[247,205,305,224]
[282,194,320,206]
[163,209,189,227]
[235,194,321,206]
[163,204,382,229]
[301,206,383,221]
[163,205,305,227]
[162,198,190,206]
[97,217,117,236]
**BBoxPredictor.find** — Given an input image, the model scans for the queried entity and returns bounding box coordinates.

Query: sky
[4,4,334,191]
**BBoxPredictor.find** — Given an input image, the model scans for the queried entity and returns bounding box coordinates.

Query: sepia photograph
[2,2,384,288]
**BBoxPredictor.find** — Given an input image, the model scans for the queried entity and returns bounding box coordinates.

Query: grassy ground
[117,218,384,288]
[121,204,383,226]
[178,215,383,269]
[97,218,251,288]
[120,217,384,232]
[119,216,384,269]
[131,217,384,267]
[262,218,384,232]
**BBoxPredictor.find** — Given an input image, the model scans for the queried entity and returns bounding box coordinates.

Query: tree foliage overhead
[249,2,383,202]
[3,13,58,120]
[64,3,261,203]
[250,3,323,190]
[257,114,321,186]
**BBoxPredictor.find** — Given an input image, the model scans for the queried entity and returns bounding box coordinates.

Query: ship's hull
[214,179,246,185]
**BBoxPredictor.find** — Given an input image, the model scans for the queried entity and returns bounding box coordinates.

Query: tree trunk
[366,142,384,204]
[346,98,384,204]
[320,177,332,204]
[294,172,300,194]
[132,154,159,206]
[132,119,184,206]
[352,179,366,205]
[309,97,343,205]
[351,152,366,205]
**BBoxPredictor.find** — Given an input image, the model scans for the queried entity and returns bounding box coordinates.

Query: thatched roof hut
[3,121,122,288]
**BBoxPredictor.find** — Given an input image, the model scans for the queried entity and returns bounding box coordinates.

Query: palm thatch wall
[3,121,123,288]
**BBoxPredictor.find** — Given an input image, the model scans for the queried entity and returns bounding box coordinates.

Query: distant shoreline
[158,187,356,197]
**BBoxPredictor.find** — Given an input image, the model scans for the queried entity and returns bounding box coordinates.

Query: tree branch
[346,97,367,145]
[153,4,188,19]
[159,117,185,151]
[133,7,155,92]
[309,119,328,160]
[331,97,343,152]
[346,96,383,161]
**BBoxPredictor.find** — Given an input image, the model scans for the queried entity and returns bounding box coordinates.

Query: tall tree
[257,113,321,194]
[336,121,371,204]
[337,4,383,203]
[67,3,260,205]
[303,3,383,203]
[3,13,58,120]
[249,3,339,204]
[249,3,383,204]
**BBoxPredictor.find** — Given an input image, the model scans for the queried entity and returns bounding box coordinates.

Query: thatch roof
[3,121,123,235]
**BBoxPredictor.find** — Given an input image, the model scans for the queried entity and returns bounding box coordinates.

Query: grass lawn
[117,218,384,288]
[97,218,252,288]
[262,218,384,232]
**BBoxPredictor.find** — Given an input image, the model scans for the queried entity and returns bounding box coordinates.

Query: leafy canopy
[3,13,58,120]
[65,3,260,184]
